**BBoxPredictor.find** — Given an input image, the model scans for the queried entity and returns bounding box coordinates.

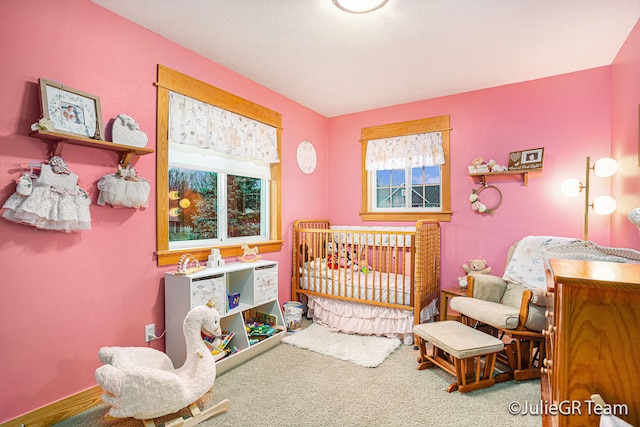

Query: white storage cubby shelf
[164,260,284,374]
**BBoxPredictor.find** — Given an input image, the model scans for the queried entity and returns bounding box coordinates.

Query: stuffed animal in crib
[337,244,351,268]
[347,245,358,270]
[325,241,339,270]
[358,258,372,274]
[349,245,372,273]
[299,243,315,262]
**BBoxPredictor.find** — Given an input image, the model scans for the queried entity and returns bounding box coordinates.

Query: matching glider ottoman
[413,320,504,393]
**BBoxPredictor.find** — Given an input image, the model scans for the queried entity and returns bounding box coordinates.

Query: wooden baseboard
[1,385,103,427]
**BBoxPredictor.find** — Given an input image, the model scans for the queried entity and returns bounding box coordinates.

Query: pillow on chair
[470,274,507,302]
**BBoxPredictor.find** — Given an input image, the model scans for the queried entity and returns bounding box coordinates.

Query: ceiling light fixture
[333,0,389,14]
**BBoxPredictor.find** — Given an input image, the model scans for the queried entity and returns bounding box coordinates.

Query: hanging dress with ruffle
[2,163,91,232]
[97,164,150,208]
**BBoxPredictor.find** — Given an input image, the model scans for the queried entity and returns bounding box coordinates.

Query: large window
[156,65,283,266]
[168,168,268,249]
[361,116,451,221]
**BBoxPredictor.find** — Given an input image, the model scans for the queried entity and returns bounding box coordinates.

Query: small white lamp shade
[560,178,583,197]
[593,196,617,215]
[593,157,618,177]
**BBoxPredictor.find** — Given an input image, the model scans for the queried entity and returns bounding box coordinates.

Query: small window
[361,116,451,221]
[373,166,442,210]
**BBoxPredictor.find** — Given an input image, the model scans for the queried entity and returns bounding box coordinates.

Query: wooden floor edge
[1,385,103,427]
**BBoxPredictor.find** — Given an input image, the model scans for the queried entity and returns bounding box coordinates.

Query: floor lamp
[560,156,618,241]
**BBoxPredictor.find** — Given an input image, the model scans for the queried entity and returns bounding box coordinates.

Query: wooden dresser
[542,259,640,427]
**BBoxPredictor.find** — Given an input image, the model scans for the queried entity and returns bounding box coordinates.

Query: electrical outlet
[145,324,156,342]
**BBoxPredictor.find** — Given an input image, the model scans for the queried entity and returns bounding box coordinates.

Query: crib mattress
[300,269,411,306]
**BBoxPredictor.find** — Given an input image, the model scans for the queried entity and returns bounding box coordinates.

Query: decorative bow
[49,156,71,175]
[116,164,138,180]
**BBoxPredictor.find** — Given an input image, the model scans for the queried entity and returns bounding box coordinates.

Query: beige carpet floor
[56,322,542,427]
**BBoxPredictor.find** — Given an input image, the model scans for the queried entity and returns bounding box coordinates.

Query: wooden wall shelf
[469,168,542,186]
[29,129,154,166]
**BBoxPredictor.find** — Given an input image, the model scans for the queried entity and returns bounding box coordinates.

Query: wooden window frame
[360,115,452,222]
[155,65,283,266]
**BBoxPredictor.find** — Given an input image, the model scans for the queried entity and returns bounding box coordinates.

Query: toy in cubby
[202,330,237,361]
[245,317,279,346]
[227,292,240,310]
[206,248,225,268]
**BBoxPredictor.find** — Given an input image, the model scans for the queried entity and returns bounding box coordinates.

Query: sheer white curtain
[365,131,444,171]
[168,91,279,164]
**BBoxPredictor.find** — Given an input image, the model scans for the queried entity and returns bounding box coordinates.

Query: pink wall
[0,1,637,423]
[0,0,328,422]
[328,68,615,287]
[611,20,640,249]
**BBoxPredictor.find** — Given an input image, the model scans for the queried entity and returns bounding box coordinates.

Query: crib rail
[291,219,440,321]
[415,220,441,312]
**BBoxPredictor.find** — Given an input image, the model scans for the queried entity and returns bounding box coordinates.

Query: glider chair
[449,237,574,383]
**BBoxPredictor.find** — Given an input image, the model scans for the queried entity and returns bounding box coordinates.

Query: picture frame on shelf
[508,147,544,171]
[38,78,104,140]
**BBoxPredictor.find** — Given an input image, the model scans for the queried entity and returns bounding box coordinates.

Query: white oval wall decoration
[297,140,317,174]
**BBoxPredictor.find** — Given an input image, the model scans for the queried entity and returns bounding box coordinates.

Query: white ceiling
[92,0,640,117]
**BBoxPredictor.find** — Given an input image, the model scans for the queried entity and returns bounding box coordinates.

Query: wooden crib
[291,219,441,337]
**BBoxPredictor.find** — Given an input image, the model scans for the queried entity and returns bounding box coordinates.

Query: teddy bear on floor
[458,259,492,288]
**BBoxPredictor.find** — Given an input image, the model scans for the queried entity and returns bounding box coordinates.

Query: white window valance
[365,131,444,171]
[168,91,279,164]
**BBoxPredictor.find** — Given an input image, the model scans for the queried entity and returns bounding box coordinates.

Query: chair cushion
[529,287,549,306]
[523,304,546,332]
[470,274,507,302]
[500,283,547,331]
[413,321,504,359]
[501,282,525,308]
[450,297,520,330]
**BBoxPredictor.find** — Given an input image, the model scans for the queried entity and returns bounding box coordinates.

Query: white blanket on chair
[503,236,578,289]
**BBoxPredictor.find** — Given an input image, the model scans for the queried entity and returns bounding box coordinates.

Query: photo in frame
[38,78,104,140]
[508,147,544,171]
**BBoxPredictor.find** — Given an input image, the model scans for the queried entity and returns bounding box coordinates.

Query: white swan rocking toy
[95,304,230,426]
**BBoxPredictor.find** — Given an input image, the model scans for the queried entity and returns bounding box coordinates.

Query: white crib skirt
[306,295,438,344]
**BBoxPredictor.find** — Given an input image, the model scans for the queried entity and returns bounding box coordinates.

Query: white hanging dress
[2,163,91,232]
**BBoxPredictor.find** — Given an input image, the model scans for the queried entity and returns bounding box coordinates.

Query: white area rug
[282,323,401,368]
